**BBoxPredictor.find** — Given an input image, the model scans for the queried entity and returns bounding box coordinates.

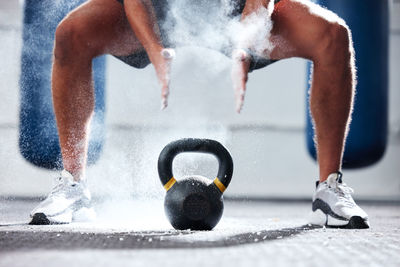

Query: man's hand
[232,0,273,113]
[149,48,175,110]
[231,49,251,113]
[160,48,175,109]
[123,0,175,109]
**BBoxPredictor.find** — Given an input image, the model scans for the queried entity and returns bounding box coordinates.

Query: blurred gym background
[0,0,399,201]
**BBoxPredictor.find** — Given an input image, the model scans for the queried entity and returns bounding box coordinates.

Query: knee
[54,18,90,65]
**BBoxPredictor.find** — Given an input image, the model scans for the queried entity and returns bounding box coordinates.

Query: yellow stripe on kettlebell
[164,177,177,191]
[213,177,226,193]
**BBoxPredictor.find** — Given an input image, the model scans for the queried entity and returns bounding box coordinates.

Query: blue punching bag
[306,0,389,168]
[19,0,106,169]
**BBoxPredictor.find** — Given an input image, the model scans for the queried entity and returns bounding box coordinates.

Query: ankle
[319,171,342,183]
[63,169,84,182]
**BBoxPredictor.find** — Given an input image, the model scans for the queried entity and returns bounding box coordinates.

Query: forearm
[123,0,163,53]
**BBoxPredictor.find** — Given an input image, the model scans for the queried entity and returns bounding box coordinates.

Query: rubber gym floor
[0,198,399,267]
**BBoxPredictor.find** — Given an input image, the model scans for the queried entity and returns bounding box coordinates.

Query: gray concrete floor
[0,198,399,267]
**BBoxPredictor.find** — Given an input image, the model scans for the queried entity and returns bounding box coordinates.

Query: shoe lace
[49,175,71,196]
[330,182,356,207]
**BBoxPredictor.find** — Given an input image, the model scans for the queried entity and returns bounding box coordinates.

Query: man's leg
[52,0,142,181]
[30,0,146,224]
[268,0,355,182]
[234,0,367,228]
[234,0,354,181]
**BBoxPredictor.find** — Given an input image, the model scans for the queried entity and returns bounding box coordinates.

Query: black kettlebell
[158,138,234,230]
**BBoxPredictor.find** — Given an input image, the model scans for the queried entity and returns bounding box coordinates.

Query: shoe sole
[29,207,96,225]
[330,216,369,229]
[310,208,369,229]
[72,207,96,222]
[29,213,66,225]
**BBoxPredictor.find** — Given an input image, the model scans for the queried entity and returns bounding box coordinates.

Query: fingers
[161,85,169,110]
[235,88,246,113]
[234,75,247,114]
[232,49,251,113]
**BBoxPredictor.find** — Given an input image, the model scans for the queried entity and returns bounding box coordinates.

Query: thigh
[61,0,143,57]
[269,0,343,60]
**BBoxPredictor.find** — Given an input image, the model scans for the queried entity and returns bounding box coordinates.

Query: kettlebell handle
[158,138,234,194]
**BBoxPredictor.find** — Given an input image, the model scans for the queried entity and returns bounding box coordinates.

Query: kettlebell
[158,138,234,230]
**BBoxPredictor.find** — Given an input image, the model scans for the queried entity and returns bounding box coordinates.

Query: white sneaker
[310,172,369,229]
[29,170,95,225]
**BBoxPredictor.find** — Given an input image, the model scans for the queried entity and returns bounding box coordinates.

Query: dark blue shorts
[114,0,280,71]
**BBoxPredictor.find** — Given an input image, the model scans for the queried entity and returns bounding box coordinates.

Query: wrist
[144,43,164,55]
[232,48,251,62]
